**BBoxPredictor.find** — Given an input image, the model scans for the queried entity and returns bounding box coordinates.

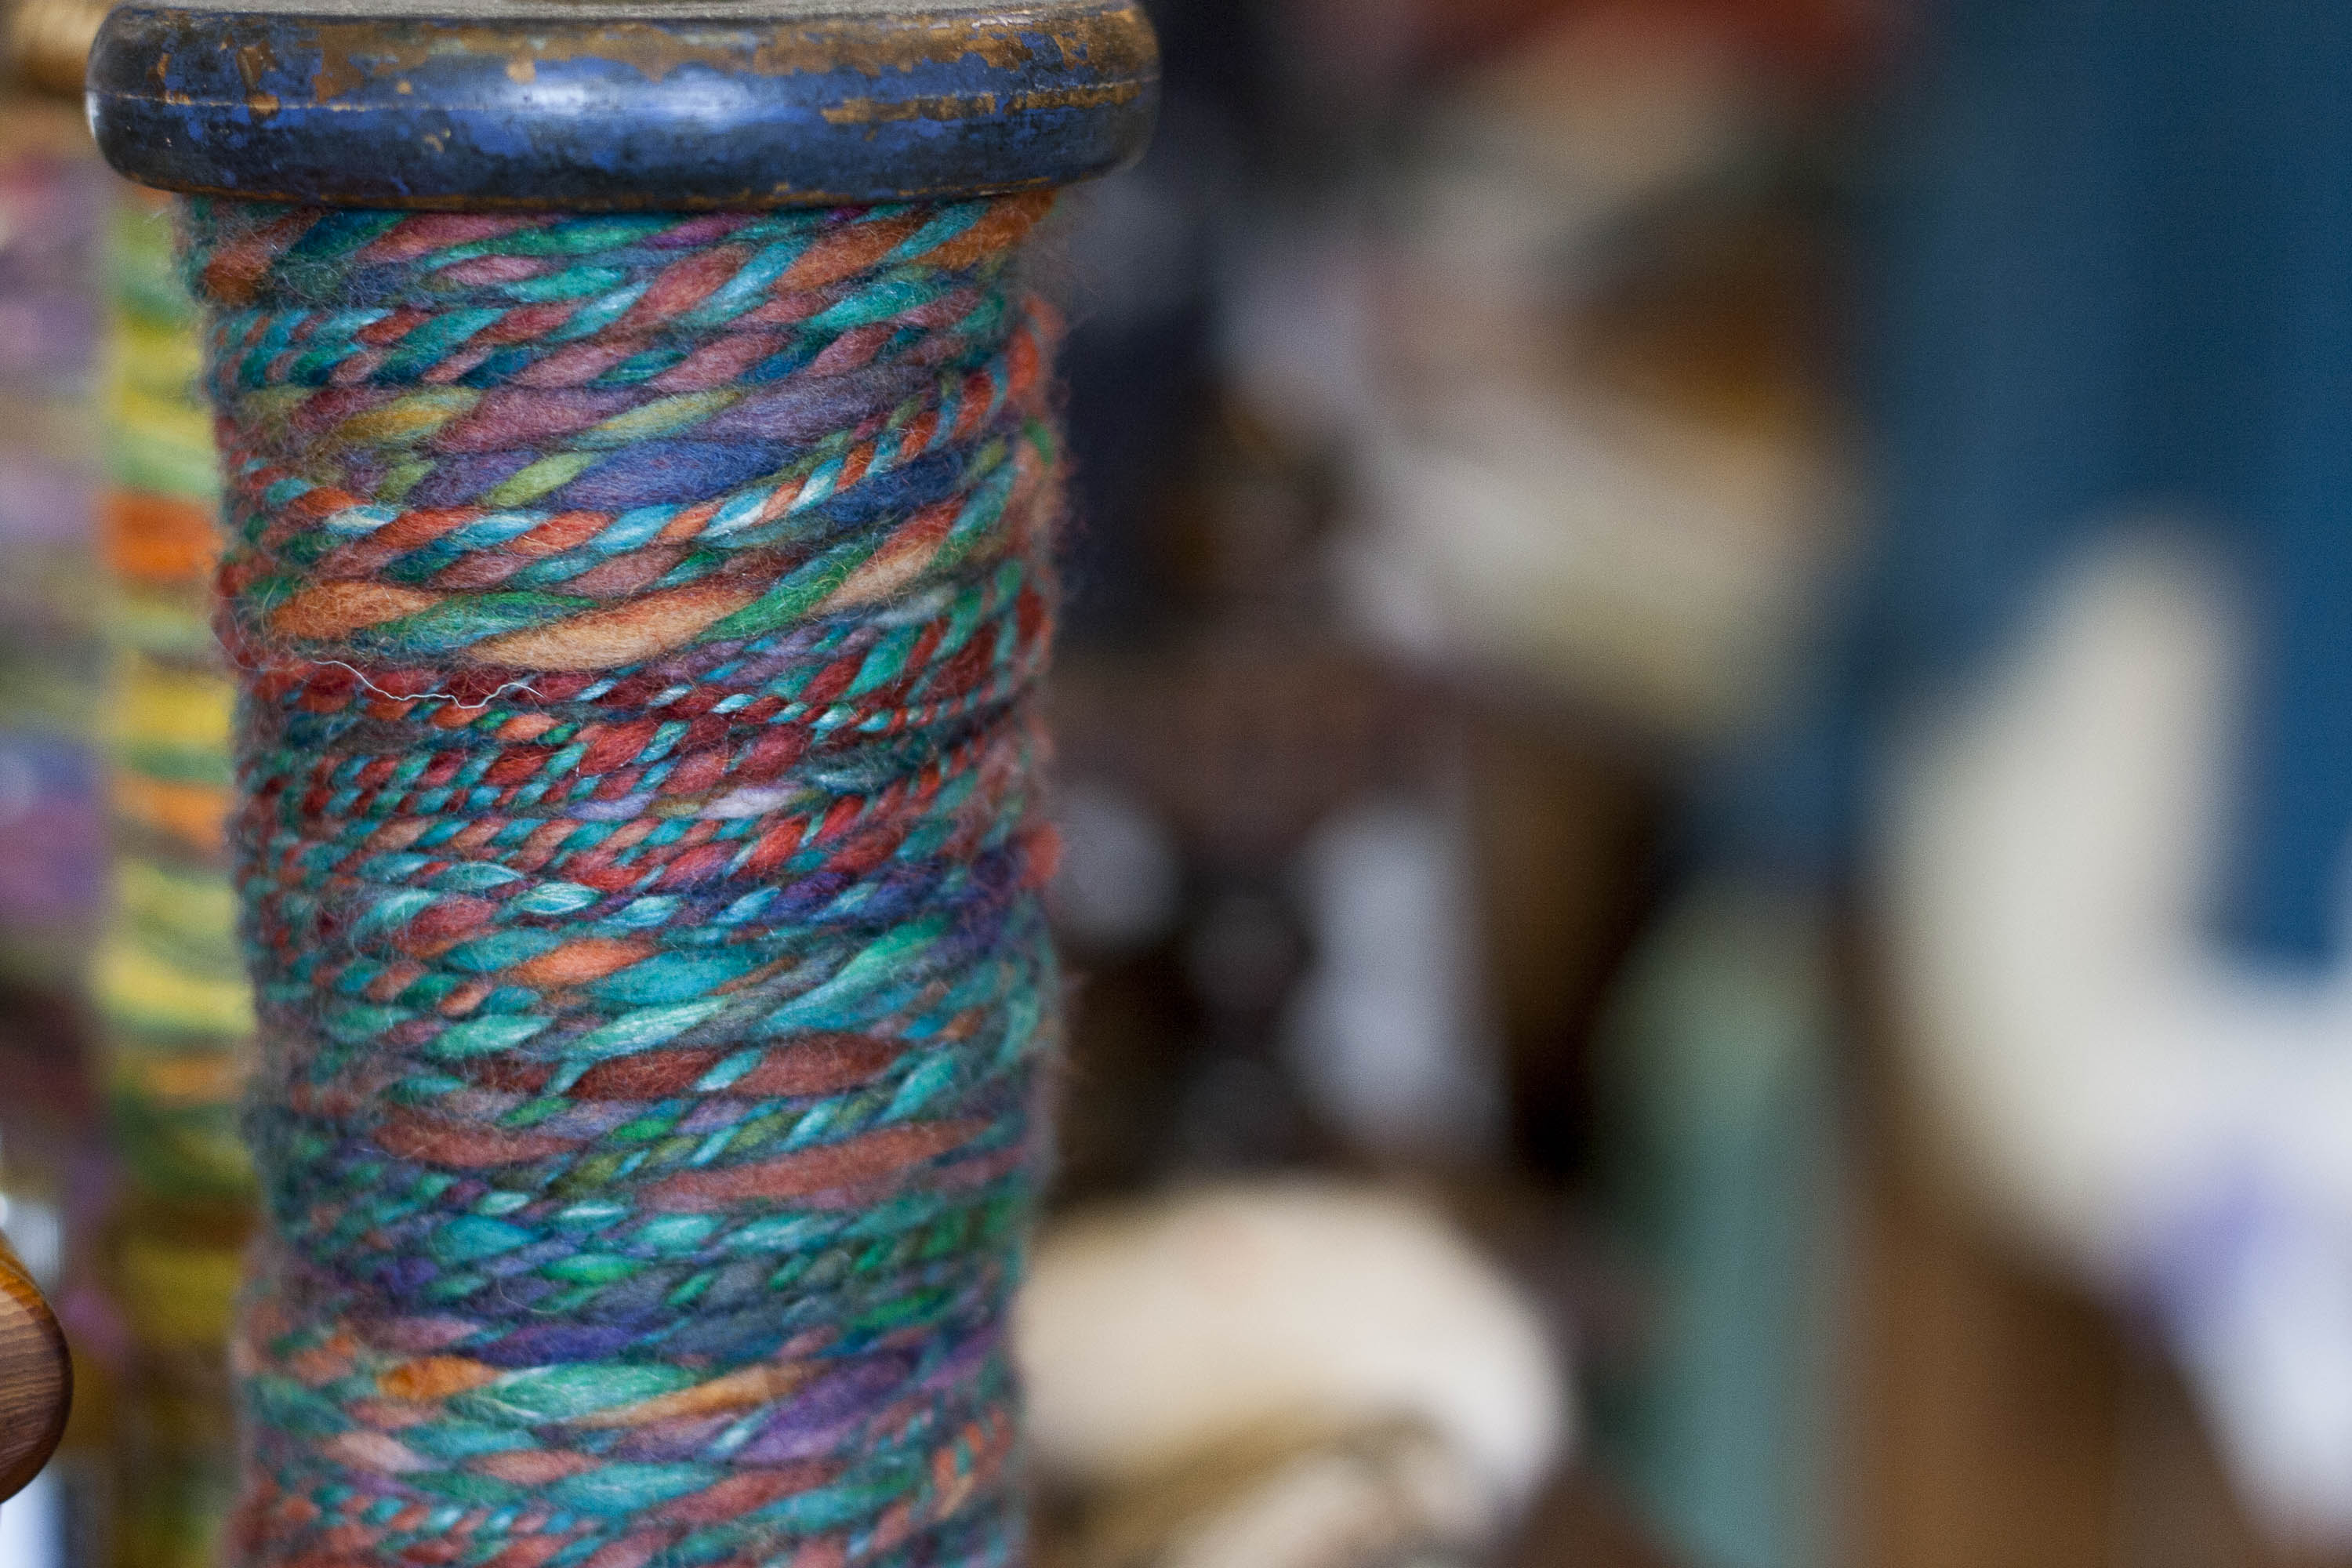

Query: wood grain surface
[0,1229,71,1504]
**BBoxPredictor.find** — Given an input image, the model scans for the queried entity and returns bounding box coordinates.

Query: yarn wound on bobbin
[0,83,107,987]
[100,183,259,1208]
[100,183,256,1568]
[187,193,1069,1566]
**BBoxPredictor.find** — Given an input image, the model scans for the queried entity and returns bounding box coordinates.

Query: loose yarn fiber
[184,192,1068,1568]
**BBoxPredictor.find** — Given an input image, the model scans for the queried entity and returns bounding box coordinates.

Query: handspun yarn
[100,181,255,1568]
[0,95,108,984]
[111,1210,248,1568]
[100,182,260,1207]
[183,193,1067,1567]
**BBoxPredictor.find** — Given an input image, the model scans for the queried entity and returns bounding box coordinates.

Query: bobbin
[87,0,1159,210]
[85,9,1156,1563]
[0,1228,70,1504]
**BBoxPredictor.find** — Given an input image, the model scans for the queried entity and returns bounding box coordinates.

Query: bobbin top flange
[86,0,1157,210]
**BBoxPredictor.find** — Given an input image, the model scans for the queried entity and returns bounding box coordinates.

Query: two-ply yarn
[100,183,259,1207]
[184,192,1067,1567]
[100,180,254,1568]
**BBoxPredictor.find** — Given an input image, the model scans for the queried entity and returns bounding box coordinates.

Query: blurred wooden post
[1844,964,2351,1568]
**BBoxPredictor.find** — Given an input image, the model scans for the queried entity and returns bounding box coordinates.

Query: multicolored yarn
[181,192,1068,1568]
[99,181,259,1207]
[99,179,256,1568]
[111,1212,249,1568]
[0,94,108,982]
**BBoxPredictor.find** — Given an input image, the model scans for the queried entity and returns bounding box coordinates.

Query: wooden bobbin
[86,0,1159,212]
[0,1228,71,1504]
[80,0,1156,1548]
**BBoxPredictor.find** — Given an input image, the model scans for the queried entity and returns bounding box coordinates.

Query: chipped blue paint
[87,1,1158,210]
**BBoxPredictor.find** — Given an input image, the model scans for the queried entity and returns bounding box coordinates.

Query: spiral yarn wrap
[184,194,1066,1567]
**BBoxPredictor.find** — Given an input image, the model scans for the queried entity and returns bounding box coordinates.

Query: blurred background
[9,1,2352,1565]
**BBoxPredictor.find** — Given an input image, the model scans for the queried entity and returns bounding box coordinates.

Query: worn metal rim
[86,0,1158,209]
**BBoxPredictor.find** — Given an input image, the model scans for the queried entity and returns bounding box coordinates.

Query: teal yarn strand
[181,193,1067,1568]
